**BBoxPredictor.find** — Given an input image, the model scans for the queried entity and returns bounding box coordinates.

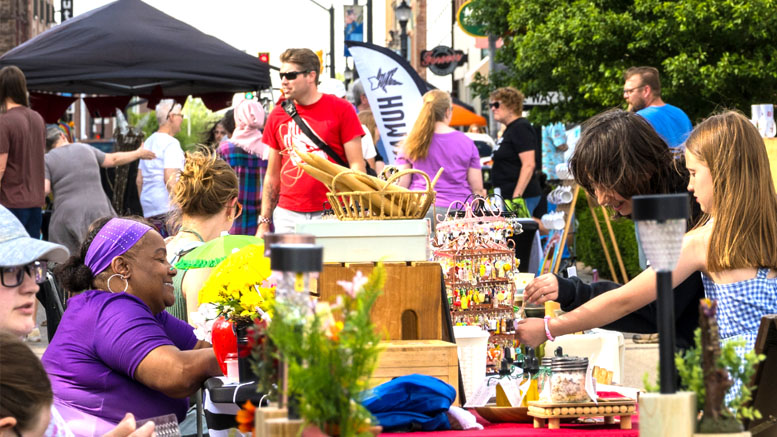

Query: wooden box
[318,262,446,341]
[370,340,459,406]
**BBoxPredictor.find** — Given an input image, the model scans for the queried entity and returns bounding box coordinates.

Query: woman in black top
[523,109,702,349]
[489,87,542,215]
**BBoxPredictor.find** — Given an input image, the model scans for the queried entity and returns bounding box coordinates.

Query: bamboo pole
[601,206,628,282]
[552,185,580,274]
[586,195,619,283]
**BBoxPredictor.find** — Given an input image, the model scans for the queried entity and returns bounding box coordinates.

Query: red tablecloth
[379,392,639,437]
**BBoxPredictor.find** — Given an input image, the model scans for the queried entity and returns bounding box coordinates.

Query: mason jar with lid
[550,356,590,402]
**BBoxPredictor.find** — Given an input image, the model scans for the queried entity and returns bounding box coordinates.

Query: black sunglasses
[279,70,310,80]
[489,101,500,109]
[1,261,47,288]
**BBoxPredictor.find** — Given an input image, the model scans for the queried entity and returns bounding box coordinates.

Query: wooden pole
[586,197,619,283]
[601,207,628,282]
[552,186,580,274]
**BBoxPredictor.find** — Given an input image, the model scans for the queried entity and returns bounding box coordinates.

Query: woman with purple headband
[42,217,222,435]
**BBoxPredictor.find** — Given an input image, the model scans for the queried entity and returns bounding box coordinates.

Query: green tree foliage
[469,0,777,125]
[128,96,222,152]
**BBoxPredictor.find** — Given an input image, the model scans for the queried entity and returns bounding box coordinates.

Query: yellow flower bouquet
[198,244,276,322]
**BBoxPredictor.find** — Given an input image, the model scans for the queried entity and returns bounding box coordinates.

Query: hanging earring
[107,274,128,293]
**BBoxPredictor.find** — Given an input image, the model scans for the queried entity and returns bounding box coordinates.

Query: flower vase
[234,321,253,383]
[211,316,237,375]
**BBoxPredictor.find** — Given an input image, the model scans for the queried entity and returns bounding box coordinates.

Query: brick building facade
[1,0,56,55]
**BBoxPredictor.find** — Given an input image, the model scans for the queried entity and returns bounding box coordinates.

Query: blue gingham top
[702,268,777,401]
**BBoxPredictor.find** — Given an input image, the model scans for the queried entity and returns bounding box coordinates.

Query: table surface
[379,410,639,437]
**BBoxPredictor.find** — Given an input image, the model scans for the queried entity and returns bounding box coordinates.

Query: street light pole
[394,0,412,61]
[309,0,336,78]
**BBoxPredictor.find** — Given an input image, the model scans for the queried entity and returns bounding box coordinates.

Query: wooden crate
[318,262,445,341]
[370,340,459,406]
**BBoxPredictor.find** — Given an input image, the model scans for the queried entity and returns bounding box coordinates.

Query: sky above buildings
[73,0,362,73]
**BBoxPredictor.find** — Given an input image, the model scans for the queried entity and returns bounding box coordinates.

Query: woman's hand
[515,318,548,348]
[524,274,559,304]
[103,413,154,437]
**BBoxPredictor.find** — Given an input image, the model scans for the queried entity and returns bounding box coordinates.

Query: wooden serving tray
[527,397,636,430]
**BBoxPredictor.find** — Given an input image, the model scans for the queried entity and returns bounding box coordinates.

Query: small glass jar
[550,356,589,402]
[538,358,553,401]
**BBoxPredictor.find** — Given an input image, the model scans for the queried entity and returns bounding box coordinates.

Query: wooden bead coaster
[527,398,636,430]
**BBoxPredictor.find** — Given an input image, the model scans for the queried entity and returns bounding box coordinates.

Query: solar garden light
[633,193,696,437]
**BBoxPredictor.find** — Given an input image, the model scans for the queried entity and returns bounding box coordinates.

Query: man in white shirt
[136,99,185,237]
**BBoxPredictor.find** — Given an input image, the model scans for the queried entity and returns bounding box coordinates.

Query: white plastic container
[296,219,430,263]
[453,325,491,401]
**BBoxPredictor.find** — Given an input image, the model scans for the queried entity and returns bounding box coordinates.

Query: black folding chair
[36,272,66,341]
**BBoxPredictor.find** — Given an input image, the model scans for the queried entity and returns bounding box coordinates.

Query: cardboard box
[296,219,430,263]
[370,340,459,405]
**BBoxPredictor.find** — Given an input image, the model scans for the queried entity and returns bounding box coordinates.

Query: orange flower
[327,320,344,342]
[236,400,256,433]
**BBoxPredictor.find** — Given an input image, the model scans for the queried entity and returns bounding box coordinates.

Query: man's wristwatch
[257,216,272,225]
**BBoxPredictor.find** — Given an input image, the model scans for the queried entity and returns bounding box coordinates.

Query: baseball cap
[0,206,69,267]
[318,78,347,99]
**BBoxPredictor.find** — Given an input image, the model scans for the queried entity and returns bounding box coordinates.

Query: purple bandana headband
[85,218,152,276]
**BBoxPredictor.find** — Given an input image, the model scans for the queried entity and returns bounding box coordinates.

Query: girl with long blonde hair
[517,111,777,395]
[396,90,485,219]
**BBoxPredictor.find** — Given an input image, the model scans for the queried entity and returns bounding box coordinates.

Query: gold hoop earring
[107,274,128,293]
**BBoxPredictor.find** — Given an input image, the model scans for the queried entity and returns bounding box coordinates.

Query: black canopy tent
[0,0,271,114]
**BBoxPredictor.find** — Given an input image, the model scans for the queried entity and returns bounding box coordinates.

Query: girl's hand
[515,317,548,348]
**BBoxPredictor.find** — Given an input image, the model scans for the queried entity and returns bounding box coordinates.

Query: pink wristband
[544,315,555,341]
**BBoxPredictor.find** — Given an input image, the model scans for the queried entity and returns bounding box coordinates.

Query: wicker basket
[326,169,436,220]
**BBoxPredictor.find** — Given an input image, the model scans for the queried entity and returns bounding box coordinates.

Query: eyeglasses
[623,85,645,95]
[489,101,500,109]
[1,261,47,288]
[279,70,310,80]
[169,113,183,119]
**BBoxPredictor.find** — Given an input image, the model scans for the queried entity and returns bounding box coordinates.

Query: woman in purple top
[42,217,221,435]
[396,90,485,223]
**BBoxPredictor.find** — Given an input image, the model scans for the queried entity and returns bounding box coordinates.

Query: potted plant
[675,299,765,436]
[196,244,275,380]
[267,266,385,436]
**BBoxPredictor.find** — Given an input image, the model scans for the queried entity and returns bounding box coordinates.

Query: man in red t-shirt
[257,48,365,236]
[0,66,46,239]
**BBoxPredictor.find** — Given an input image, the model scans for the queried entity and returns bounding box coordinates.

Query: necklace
[179,227,205,242]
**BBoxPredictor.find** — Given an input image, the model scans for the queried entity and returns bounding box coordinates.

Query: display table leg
[620,415,633,429]
[533,417,545,428]
[548,418,560,430]
[605,416,615,425]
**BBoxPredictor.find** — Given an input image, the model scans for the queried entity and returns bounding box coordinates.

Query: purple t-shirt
[42,290,198,425]
[396,130,481,209]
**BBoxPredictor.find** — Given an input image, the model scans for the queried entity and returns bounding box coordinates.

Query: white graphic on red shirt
[278,120,329,185]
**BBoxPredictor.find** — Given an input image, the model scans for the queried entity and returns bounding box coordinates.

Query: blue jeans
[524,196,541,218]
[8,207,42,239]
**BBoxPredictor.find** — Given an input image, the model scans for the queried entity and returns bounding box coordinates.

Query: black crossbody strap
[282,100,349,167]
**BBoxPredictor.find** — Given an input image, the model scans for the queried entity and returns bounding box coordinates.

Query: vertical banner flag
[344,5,364,57]
[346,41,427,164]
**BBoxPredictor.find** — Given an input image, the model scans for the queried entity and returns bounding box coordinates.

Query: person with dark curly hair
[43,217,220,435]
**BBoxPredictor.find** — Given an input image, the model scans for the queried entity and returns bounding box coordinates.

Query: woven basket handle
[382,168,433,195]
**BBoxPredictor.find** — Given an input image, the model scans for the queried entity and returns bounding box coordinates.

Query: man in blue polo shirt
[623,66,692,148]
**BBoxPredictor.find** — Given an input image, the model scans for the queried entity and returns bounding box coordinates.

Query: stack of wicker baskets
[297,151,440,220]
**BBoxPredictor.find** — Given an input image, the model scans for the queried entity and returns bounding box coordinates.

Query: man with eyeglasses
[623,66,692,148]
[257,48,365,236]
[137,99,186,237]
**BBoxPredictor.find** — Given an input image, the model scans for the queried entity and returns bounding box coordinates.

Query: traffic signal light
[315,50,324,73]
[244,91,255,100]
[258,52,270,64]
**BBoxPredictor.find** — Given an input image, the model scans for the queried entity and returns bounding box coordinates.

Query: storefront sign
[456,0,487,38]
[420,46,467,76]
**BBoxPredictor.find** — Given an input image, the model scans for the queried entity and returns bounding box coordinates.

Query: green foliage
[572,190,641,281]
[268,267,385,436]
[676,328,706,410]
[676,328,766,429]
[642,368,660,393]
[127,97,221,152]
[468,0,777,125]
